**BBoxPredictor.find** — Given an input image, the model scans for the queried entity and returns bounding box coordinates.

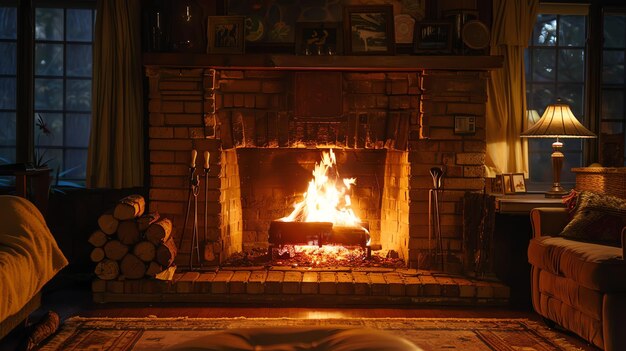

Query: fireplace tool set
[429,167,445,270]
[179,149,210,270]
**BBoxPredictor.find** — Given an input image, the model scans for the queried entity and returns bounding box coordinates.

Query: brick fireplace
[145,55,499,274]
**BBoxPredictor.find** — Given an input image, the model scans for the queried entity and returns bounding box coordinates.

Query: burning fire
[280,149,362,227]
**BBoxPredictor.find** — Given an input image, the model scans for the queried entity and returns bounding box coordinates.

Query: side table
[493,193,565,308]
[0,167,51,215]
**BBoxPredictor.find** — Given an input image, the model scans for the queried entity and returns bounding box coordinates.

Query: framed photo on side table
[207,16,245,54]
[502,174,516,195]
[512,173,527,193]
[490,175,504,195]
[343,5,395,55]
[413,21,453,54]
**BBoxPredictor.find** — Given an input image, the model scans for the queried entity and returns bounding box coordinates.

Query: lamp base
[545,184,569,198]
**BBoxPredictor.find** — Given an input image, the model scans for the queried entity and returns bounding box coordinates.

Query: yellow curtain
[485,0,539,177]
[87,0,144,188]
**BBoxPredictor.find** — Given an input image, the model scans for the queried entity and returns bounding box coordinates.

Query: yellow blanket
[0,195,68,321]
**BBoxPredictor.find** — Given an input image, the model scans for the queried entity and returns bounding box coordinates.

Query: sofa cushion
[528,236,626,291]
[559,191,626,247]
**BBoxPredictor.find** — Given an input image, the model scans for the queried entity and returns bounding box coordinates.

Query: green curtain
[485,0,539,177]
[87,0,144,188]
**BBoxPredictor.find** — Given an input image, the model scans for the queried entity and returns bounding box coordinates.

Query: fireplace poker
[180,149,202,270]
[202,151,210,261]
[429,167,444,270]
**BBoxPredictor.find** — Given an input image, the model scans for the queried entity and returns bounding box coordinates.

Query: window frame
[0,0,95,184]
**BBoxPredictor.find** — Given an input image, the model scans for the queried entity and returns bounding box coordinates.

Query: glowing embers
[268,149,370,257]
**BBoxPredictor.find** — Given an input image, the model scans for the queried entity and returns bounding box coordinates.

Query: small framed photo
[502,174,516,195]
[490,175,504,195]
[413,21,453,54]
[343,5,395,55]
[295,22,343,56]
[207,16,245,54]
[512,173,527,193]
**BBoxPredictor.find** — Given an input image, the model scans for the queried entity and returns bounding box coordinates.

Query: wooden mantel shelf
[143,52,503,71]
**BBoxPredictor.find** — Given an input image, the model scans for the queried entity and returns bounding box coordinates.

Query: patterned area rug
[38,317,581,351]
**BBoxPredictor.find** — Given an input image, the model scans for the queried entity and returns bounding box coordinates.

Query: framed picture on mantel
[207,16,245,54]
[343,5,395,55]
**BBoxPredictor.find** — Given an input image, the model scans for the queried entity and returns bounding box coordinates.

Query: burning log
[89,195,177,280]
[268,221,333,246]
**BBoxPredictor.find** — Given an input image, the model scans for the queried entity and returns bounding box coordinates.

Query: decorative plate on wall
[461,20,490,50]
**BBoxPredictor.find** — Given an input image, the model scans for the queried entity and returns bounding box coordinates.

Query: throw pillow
[559,191,626,247]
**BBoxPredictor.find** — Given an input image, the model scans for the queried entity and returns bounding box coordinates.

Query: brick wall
[146,66,488,272]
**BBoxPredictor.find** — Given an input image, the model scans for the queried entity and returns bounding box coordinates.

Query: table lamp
[520,99,596,198]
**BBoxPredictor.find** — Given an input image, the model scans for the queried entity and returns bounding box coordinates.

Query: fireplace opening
[219,147,410,268]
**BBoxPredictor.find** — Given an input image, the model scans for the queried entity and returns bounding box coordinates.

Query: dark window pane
[527,83,556,111]
[0,43,16,74]
[35,43,64,76]
[66,79,91,111]
[600,122,624,134]
[35,78,63,110]
[34,113,63,147]
[35,8,64,41]
[604,15,626,49]
[601,89,624,120]
[67,44,92,77]
[0,77,16,109]
[559,15,585,47]
[66,9,92,42]
[0,112,16,146]
[602,50,625,84]
[35,147,62,171]
[533,14,557,46]
[63,149,87,179]
[66,114,90,147]
[558,49,584,82]
[557,85,585,118]
[0,147,16,165]
[533,48,556,81]
[0,7,17,40]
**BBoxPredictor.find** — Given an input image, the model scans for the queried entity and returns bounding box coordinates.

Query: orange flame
[281,149,362,227]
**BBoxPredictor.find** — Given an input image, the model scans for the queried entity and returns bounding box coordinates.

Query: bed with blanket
[0,195,68,339]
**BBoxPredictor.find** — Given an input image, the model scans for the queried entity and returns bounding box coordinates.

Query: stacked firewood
[89,195,177,280]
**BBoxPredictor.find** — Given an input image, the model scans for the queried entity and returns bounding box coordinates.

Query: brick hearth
[92,268,509,305]
[146,63,492,273]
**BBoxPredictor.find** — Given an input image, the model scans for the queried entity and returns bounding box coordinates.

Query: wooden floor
[0,274,599,351]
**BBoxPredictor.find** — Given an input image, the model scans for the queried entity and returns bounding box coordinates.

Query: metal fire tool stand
[428,167,444,270]
[180,150,202,270]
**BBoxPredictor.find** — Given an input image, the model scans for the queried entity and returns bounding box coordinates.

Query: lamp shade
[520,100,596,139]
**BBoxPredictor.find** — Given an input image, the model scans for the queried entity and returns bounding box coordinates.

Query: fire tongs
[429,167,444,270]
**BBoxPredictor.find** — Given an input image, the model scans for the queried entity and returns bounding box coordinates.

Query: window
[0,1,95,186]
[600,12,626,166]
[525,6,588,191]
[0,6,17,166]
[525,4,626,192]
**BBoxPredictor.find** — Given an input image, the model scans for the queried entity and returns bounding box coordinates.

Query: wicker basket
[572,167,626,199]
